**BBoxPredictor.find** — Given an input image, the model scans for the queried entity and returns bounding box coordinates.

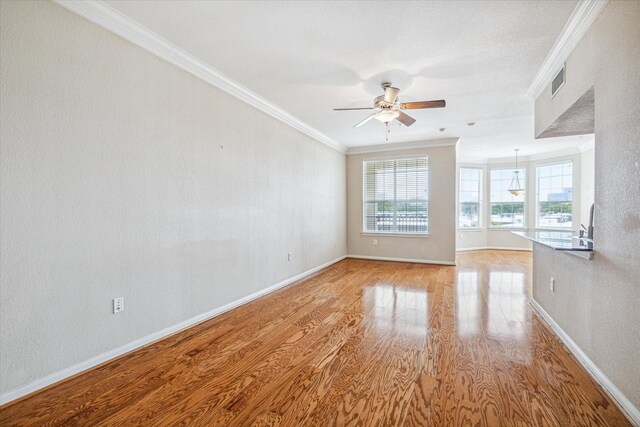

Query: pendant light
[508,149,524,196]
[374,109,400,124]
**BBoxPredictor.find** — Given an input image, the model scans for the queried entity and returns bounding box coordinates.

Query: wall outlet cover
[113,297,124,314]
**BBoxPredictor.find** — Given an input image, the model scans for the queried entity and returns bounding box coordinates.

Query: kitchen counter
[512,231,593,259]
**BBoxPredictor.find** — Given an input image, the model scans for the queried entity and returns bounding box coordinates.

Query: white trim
[362,153,429,162]
[346,255,456,266]
[456,155,488,165]
[456,246,532,252]
[579,139,595,152]
[51,0,346,154]
[530,300,640,426]
[457,145,589,165]
[488,227,528,231]
[0,255,347,405]
[347,138,458,155]
[534,158,574,168]
[526,0,608,99]
[360,232,429,238]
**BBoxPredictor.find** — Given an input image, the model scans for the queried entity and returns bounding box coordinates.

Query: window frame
[535,160,574,230]
[361,155,429,237]
[458,167,483,230]
[488,166,527,230]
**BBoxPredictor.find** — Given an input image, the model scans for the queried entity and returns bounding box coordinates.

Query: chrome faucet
[580,203,595,240]
[587,203,595,240]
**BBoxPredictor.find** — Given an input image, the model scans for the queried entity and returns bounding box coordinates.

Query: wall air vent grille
[552,64,565,97]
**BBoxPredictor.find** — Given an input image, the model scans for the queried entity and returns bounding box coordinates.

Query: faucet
[587,203,595,240]
[580,203,595,240]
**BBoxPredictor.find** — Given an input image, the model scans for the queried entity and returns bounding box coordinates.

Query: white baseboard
[456,246,532,252]
[530,299,640,426]
[346,254,456,266]
[0,255,347,406]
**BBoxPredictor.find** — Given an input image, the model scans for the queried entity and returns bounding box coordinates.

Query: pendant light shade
[508,149,524,196]
[374,109,400,124]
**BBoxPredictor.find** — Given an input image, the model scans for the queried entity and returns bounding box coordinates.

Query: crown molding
[51,0,346,154]
[579,138,595,152]
[526,0,608,100]
[457,145,589,165]
[456,155,488,165]
[347,138,459,155]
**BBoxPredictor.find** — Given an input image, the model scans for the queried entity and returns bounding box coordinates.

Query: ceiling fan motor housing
[374,95,396,110]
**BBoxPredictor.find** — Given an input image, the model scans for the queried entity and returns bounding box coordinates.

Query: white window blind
[363,157,428,234]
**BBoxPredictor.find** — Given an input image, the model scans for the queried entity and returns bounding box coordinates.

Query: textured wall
[533,1,640,409]
[580,148,595,225]
[0,1,346,395]
[347,145,456,263]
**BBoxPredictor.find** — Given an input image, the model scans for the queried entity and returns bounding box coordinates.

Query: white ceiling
[104,0,585,159]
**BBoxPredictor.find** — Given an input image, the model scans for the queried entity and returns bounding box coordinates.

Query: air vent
[551,64,565,97]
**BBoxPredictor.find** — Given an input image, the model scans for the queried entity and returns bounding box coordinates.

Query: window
[459,168,482,228]
[536,162,573,228]
[490,168,526,227]
[363,157,428,234]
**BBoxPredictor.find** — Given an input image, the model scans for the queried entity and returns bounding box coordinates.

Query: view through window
[490,168,526,227]
[537,162,573,228]
[459,168,482,228]
[363,157,428,234]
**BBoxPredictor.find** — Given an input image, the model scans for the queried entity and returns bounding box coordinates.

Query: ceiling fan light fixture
[374,110,400,124]
[333,83,446,132]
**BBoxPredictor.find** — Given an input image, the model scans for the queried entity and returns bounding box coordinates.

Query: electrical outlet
[287,252,292,262]
[113,297,124,314]
[373,239,378,246]
[550,278,555,293]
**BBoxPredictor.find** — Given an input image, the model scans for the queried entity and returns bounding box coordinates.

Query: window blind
[363,157,428,233]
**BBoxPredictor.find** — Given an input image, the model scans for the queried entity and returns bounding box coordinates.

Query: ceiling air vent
[551,64,565,97]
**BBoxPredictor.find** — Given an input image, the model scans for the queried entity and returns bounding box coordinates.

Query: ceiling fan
[333,82,446,128]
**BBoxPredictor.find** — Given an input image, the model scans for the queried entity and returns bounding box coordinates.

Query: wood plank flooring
[0,251,631,426]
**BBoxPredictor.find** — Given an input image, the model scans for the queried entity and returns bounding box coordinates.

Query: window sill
[360,232,430,238]
[457,228,484,232]
[534,227,574,232]
[488,227,528,231]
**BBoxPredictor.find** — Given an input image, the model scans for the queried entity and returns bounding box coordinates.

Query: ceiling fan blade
[333,107,375,111]
[384,86,400,104]
[396,111,416,127]
[354,112,378,128]
[400,100,446,110]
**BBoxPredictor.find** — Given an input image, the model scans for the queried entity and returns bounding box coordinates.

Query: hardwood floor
[0,251,630,426]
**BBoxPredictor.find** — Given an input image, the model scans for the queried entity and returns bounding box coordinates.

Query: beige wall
[533,1,640,411]
[347,144,456,264]
[0,1,346,396]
